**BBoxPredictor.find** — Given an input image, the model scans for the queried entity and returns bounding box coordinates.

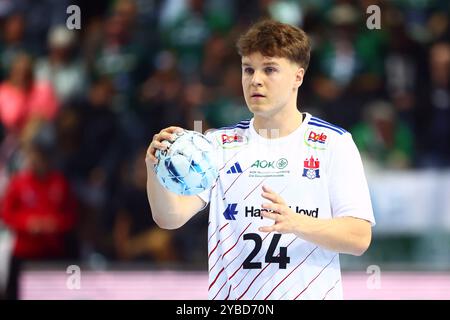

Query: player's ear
[294,67,305,89]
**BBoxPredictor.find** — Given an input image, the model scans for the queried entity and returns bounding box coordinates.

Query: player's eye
[243,67,254,75]
[264,67,276,74]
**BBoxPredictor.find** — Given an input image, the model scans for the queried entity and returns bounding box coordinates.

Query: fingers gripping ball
[155,130,219,195]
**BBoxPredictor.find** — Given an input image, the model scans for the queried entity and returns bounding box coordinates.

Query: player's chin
[246,102,270,114]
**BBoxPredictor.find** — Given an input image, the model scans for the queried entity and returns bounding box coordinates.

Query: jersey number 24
[243,233,290,269]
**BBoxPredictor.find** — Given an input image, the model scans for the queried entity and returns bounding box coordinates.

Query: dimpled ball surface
[155,130,218,195]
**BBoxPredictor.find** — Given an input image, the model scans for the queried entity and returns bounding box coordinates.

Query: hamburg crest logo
[302,156,320,179]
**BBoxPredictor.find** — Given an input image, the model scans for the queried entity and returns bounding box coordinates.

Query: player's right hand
[146,126,184,165]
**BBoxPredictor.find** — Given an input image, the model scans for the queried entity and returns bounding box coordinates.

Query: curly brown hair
[236,19,311,71]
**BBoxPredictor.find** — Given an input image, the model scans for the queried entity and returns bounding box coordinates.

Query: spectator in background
[199,34,253,129]
[67,77,122,260]
[73,77,120,186]
[0,53,59,135]
[201,61,252,128]
[200,34,233,88]
[138,54,186,134]
[351,100,414,170]
[311,3,362,127]
[384,20,421,126]
[0,119,77,299]
[159,0,212,76]
[113,148,178,263]
[87,1,148,114]
[0,13,28,80]
[311,3,388,128]
[84,1,150,156]
[416,42,450,167]
[35,25,87,105]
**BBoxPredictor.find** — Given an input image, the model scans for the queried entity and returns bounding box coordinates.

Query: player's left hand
[258,185,302,234]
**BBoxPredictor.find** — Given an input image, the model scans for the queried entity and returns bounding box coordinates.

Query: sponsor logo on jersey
[291,206,319,218]
[223,203,238,220]
[302,156,320,179]
[248,158,290,178]
[245,206,319,219]
[251,158,288,170]
[219,134,248,149]
[226,162,243,174]
[245,206,268,219]
[276,158,288,169]
[304,129,328,150]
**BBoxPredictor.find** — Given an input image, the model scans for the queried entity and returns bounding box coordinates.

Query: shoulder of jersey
[205,119,251,149]
[304,115,349,149]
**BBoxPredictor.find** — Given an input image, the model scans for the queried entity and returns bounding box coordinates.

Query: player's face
[241,52,304,117]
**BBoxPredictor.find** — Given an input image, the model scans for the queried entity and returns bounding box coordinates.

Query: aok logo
[251,158,288,170]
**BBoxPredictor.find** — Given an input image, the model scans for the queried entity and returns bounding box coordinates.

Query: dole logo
[302,156,320,179]
[222,134,243,144]
[308,131,327,144]
[304,129,328,150]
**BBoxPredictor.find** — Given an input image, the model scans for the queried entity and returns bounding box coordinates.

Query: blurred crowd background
[0,0,449,299]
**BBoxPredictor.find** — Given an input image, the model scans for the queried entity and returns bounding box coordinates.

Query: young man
[146,20,375,300]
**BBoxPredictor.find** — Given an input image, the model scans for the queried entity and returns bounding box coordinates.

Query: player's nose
[251,70,263,87]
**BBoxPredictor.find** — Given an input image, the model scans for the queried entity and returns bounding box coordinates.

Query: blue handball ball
[155,130,219,195]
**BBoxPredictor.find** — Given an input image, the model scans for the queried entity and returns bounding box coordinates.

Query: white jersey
[198,112,375,300]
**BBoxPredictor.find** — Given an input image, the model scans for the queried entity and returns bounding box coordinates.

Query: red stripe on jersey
[209,254,222,272]
[210,223,231,246]
[224,285,232,300]
[221,228,236,244]
[251,271,274,299]
[322,279,340,300]
[264,246,318,300]
[209,222,230,244]
[237,263,272,300]
[208,240,220,259]
[212,280,228,300]
[220,223,229,232]
[233,269,251,290]
[243,178,267,200]
[222,223,252,259]
[236,236,298,299]
[209,267,225,290]
[208,225,220,243]
[224,244,247,276]
[293,254,337,300]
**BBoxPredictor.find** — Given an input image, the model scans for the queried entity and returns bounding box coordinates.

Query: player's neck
[253,108,303,139]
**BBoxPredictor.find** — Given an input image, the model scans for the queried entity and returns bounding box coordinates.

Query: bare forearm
[294,216,371,256]
[147,169,186,228]
[145,126,205,230]
[147,169,205,229]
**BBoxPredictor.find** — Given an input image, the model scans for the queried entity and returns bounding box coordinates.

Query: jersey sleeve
[196,130,219,208]
[196,186,211,208]
[328,133,376,226]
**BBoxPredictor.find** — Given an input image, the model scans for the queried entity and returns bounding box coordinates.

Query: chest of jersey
[216,136,332,223]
